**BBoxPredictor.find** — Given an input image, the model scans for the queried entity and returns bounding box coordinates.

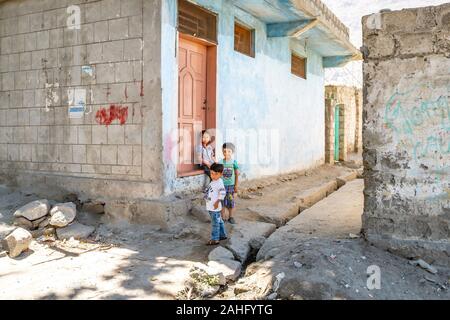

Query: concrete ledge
[365,234,450,267]
[336,171,358,188]
[0,170,163,201]
[104,197,192,232]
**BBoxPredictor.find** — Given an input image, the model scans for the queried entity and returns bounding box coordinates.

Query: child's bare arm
[234,170,239,193]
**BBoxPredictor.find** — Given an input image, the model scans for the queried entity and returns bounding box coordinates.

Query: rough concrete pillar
[362,3,450,265]
[338,104,347,162]
[324,98,335,164]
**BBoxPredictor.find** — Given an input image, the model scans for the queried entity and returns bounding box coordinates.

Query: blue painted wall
[161,0,325,194]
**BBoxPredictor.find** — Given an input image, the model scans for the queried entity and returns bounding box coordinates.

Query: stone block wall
[362,3,450,264]
[0,0,164,200]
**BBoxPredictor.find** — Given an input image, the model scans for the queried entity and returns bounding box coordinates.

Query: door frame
[177,33,217,177]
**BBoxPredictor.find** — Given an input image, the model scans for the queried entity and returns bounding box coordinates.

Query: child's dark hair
[222,143,235,153]
[210,163,224,173]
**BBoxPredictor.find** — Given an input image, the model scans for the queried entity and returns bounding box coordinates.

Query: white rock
[1,227,32,258]
[208,246,235,262]
[13,199,50,221]
[56,222,95,240]
[409,259,438,274]
[208,259,242,281]
[49,203,76,227]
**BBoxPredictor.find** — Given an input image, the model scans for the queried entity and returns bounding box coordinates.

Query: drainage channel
[212,173,360,299]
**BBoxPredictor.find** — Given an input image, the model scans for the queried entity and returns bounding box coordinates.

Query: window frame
[291,52,307,79]
[233,21,255,58]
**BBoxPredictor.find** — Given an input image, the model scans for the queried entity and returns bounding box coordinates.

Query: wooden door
[178,37,207,174]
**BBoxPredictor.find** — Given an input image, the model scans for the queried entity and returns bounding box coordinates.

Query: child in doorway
[220,143,240,224]
[196,130,216,184]
[204,163,227,245]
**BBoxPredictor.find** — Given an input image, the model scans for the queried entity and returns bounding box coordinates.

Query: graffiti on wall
[384,83,450,201]
[95,105,129,126]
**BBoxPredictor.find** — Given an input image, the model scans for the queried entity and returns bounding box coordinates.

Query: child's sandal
[207,240,220,246]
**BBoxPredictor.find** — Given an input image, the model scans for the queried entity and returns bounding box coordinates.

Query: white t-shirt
[196,145,215,166]
[204,179,226,212]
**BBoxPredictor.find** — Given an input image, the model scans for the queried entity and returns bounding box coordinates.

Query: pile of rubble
[1,197,103,258]
[178,246,242,299]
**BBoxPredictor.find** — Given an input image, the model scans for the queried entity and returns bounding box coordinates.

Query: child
[204,163,227,245]
[220,143,240,224]
[196,130,216,184]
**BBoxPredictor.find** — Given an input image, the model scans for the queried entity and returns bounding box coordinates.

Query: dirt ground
[2,164,448,300]
[0,165,354,300]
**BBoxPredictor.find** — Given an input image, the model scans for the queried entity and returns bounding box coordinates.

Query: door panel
[178,37,207,174]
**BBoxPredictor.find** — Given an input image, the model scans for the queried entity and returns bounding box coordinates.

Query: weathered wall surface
[325,85,362,163]
[0,0,164,200]
[362,4,450,264]
[162,0,326,194]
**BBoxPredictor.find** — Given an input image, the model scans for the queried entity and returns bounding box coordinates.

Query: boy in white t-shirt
[204,163,227,245]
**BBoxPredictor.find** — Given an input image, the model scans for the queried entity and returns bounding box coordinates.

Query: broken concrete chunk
[409,259,438,274]
[0,224,17,240]
[208,246,235,262]
[13,217,34,230]
[208,259,242,281]
[1,227,32,258]
[56,222,95,240]
[49,202,77,227]
[13,199,50,221]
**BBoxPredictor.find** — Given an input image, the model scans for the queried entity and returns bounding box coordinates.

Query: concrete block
[73,144,87,164]
[101,145,118,164]
[8,54,19,72]
[63,126,78,144]
[125,124,141,144]
[2,73,15,91]
[19,145,32,162]
[80,23,94,44]
[92,125,107,144]
[94,21,109,42]
[132,145,141,165]
[109,18,129,40]
[12,127,25,143]
[25,32,38,51]
[31,50,46,69]
[87,145,101,164]
[58,145,73,163]
[121,0,142,17]
[36,31,50,50]
[7,144,20,161]
[87,43,103,64]
[102,0,122,20]
[107,125,124,144]
[49,29,63,48]
[118,145,133,165]
[396,32,434,56]
[29,13,43,32]
[96,63,115,84]
[10,91,22,108]
[123,38,142,61]
[78,125,92,144]
[17,109,29,125]
[364,35,395,59]
[19,52,32,70]
[103,41,124,62]
[1,37,12,54]
[129,15,143,37]
[115,61,134,82]
[14,71,27,90]
[11,35,25,53]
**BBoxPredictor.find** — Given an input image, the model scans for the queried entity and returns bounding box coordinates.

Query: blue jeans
[209,211,227,241]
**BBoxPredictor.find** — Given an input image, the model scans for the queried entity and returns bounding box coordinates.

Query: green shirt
[220,159,239,186]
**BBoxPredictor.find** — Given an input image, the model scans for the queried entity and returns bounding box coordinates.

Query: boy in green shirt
[219,143,240,224]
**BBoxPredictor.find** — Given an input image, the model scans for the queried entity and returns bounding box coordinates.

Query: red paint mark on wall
[140,80,144,97]
[95,105,128,126]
